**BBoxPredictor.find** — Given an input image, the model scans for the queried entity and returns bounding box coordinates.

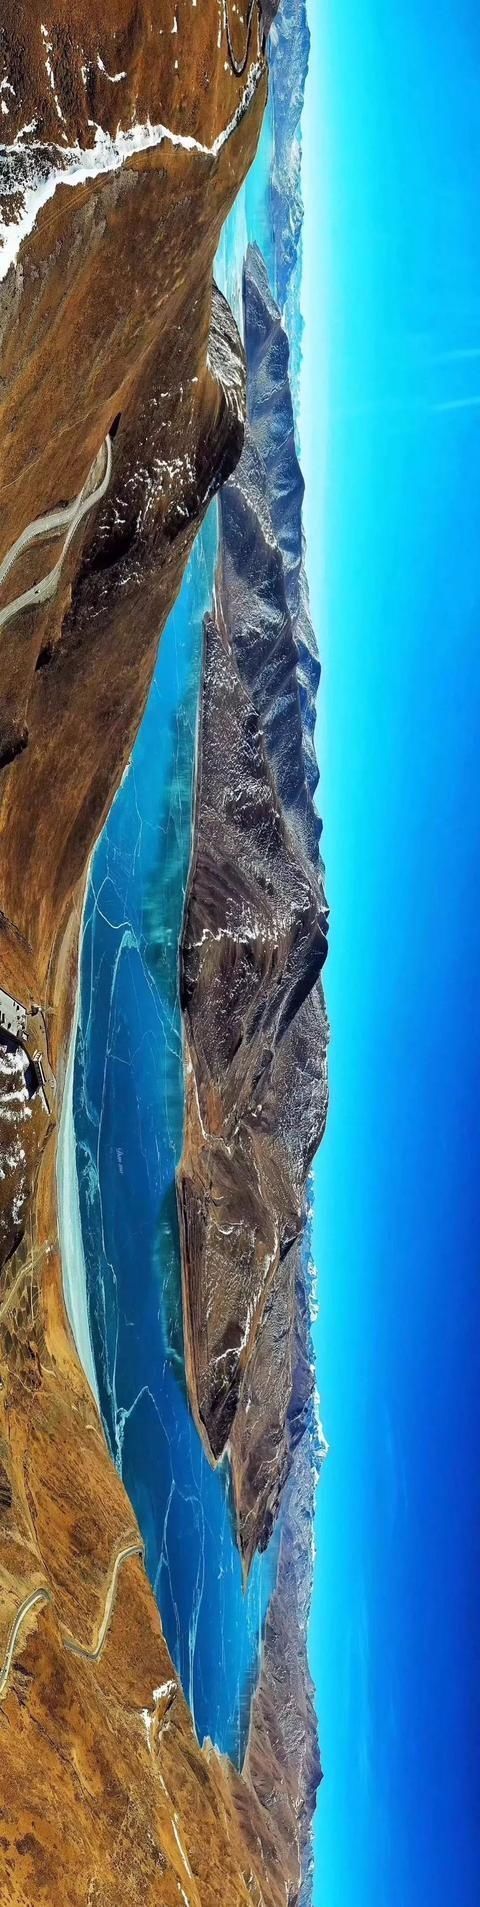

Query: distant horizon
[301,5,480,1904]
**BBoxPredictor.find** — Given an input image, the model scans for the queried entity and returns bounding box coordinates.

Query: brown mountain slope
[0,9,302,1904]
[178,251,328,1573]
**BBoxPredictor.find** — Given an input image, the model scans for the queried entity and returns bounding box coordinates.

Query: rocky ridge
[178,242,329,1574]
[268,0,311,310]
[244,1384,324,1906]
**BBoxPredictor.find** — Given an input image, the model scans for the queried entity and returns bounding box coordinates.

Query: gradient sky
[301,6,480,1904]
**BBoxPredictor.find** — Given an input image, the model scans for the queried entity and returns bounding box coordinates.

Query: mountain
[242,1231,326,1906]
[178,243,329,1574]
[177,244,327,1899]
[269,0,311,311]
[260,1,282,34]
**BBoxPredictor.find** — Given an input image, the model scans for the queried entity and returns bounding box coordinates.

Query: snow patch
[97,57,127,84]
[0,60,264,282]
[40,24,66,129]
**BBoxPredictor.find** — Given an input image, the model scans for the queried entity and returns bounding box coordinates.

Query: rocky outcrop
[178,244,329,1572]
[206,1296,324,1907]
[259,2,282,38]
[269,0,311,310]
[243,1242,326,1907]
[0,9,305,1904]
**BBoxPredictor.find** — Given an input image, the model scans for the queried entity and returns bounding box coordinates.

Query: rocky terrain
[268,0,311,310]
[245,1384,324,1907]
[0,7,319,1904]
[178,242,329,1573]
[260,2,282,36]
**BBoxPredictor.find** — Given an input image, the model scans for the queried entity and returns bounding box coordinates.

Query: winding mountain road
[0,433,112,634]
[0,0,263,1730]
[224,1,260,78]
[0,1588,51,1700]
[0,1245,50,1327]
[63,1541,144,1663]
[0,1539,144,1699]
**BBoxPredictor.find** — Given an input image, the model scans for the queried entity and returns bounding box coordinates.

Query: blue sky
[301,6,480,1904]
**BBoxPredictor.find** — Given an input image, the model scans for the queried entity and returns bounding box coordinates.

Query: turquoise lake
[70,93,283,1766]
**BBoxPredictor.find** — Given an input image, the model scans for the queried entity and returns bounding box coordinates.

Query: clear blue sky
[301,6,480,1904]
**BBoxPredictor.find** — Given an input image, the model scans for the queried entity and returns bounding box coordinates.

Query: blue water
[72,114,283,1766]
[73,511,282,1761]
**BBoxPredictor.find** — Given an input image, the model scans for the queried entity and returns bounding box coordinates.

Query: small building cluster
[0,987,52,1114]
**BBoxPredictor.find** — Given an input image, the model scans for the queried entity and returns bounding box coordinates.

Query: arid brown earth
[0,8,316,1904]
[243,1271,324,1907]
[178,245,329,1572]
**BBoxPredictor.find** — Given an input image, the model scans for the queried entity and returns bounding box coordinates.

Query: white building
[0,987,27,1043]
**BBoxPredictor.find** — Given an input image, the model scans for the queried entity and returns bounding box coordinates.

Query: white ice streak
[0,60,263,283]
[40,24,66,127]
[57,882,101,1409]
[141,1707,154,1750]
[153,1678,177,1703]
[0,436,112,633]
[0,77,15,120]
[96,57,127,84]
